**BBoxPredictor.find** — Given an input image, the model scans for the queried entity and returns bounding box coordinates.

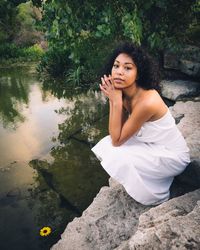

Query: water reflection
[27,90,109,249]
[0,83,70,166]
[0,67,31,128]
[0,66,109,250]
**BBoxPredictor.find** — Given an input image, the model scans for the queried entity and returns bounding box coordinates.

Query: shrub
[0,44,23,59]
[37,47,72,77]
[37,0,199,84]
[22,44,44,60]
[0,43,44,61]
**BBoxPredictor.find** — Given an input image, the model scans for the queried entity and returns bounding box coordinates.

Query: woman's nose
[116,67,124,75]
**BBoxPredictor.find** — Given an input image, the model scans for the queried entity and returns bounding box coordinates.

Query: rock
[179,59,200,77]
[164,52,179,70]
[164,45,200,77]
[109,177,121,188]
[127,189,200,250]
[168,101,200,197]
[181,45,200,62]
[51,184,149,250]
[161,80,200,101]
[170,101,200,160]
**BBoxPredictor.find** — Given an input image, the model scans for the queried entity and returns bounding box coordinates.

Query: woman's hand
[99,75,122,103]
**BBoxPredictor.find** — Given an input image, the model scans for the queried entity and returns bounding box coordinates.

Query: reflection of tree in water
[28,90,109,249]
[0,67,35,128]
[56,90,108,144]
[41,75,100,99]
[41,77,77,100]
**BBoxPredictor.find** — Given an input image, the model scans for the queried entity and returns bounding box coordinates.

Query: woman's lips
[113,78,124,83]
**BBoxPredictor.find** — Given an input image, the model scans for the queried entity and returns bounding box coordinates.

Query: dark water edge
[0,65,109,250]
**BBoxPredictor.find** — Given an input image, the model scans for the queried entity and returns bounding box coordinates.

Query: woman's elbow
[111,139,122,147]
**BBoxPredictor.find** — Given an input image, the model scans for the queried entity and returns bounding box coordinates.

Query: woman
[91,42,190,205]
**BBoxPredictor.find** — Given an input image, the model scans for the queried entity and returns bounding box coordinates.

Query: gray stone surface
[181,45,200,62]
[179,59,200,77]
[164,52,179,70]
[127,190,200,250]
[170,101,200,160]
[164,45,200,77]
[52,184,149,250]
[161,80,200,101]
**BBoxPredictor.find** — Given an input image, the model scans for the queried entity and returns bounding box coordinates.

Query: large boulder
[169,101,200,198]
[161,80,200,101]
[164,45,200,77]
[52,181,149,250]
[127,189,200,250]
[170,101,200,160]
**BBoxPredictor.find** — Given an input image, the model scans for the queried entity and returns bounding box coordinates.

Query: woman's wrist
[111,99,123,107]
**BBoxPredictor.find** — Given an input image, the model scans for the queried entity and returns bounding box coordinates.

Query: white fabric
[91,108,190,205]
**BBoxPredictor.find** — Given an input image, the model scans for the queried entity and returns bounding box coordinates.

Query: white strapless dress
[91,108,190,205]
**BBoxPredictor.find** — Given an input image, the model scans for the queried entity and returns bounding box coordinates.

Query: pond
[0,64,109,250]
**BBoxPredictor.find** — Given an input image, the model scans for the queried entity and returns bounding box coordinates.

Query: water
[0,65,109,250]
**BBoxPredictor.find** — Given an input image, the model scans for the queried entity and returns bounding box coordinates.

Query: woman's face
[111,53,138,89]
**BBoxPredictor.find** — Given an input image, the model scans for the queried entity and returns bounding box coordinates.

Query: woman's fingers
[99,84,109,96]
[103,75,110,87]
[100,75,114,97]
[103,75,112,88]
[108,74,114,88]
[101,76,111,91]
[101,77,107,86]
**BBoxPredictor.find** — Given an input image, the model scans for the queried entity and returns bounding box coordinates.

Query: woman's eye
[113,64,119,68]
[125,67,132,70]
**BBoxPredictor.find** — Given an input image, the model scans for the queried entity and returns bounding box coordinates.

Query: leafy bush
[22,44,44,59]
[0,44,23,59]
[37,46,72,77]
[13,1,43,47]
[36,0,199,84]
[0,43,44,61]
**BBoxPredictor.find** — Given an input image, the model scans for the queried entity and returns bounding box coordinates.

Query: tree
[0,0,28,42]
[38,0,199,81]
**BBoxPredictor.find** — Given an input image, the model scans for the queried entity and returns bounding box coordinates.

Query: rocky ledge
[52,77,200,249]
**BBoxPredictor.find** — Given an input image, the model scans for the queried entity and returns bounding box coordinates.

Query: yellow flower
[40,226,52,237]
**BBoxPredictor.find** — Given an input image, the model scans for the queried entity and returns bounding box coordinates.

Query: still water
[0,65,109,250]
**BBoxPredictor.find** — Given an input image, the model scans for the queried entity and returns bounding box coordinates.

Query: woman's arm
[100,76,124,144]
[108,100,113,135]
[100,76,153,146]
[108,99,123,141]
[112,102,154,146]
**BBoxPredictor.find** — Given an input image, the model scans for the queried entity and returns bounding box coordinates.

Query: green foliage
[17,2,36,29]
[0,0,43,47]
[122,7,143,45]
[0,43,44,62]
[36,0,199,84]
[0,44,23,59]
[0,0,28,42]
[65,66,83,87]
[31,0,43,8]
[37,46,72,77]
[22,44,44,59]
[14,1,43,46]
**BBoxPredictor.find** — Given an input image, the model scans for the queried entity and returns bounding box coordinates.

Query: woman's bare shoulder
[140,89,163,106]
[142,90,168,120]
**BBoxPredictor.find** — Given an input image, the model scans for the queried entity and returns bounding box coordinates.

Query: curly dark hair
[103,42,161,93]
